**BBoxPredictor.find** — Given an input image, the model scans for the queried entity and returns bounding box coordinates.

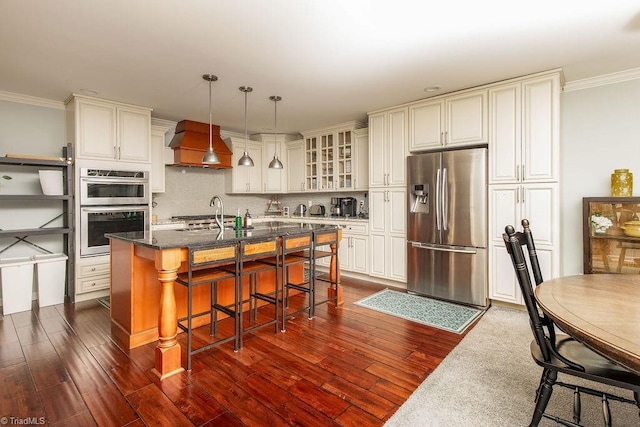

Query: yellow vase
[611,169,633,197]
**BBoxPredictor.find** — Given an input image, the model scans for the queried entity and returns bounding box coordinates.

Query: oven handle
[81,177,149,184]
[81,206,149,213]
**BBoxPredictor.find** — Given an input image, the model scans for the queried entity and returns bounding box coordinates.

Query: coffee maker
[330,197,342,216]
[331,197,357,217]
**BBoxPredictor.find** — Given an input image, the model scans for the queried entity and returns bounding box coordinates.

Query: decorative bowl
[621,221,640,237]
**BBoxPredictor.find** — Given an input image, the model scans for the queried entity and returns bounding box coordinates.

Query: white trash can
[33,253,67,307]
[0,256,35,315]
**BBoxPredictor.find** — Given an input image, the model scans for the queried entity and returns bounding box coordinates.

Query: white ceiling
[1,1,640,135]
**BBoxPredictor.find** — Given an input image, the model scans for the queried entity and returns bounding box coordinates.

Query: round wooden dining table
[535,274,640,375]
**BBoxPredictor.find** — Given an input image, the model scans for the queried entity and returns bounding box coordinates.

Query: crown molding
[151,117,177,129]
[0,90,65,110]
[564,67,640,92]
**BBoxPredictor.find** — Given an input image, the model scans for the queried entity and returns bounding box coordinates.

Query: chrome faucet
[209,195,224,230]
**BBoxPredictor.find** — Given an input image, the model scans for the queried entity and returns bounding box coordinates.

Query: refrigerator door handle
[442,167,448,231]
[410,242,477,254]
[435,168,441,231]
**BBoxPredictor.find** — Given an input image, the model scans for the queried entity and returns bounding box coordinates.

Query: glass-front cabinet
[337,130,352,189]
[302,121,366,192]
[583,197,640,274]
[305,136,318,190]
[320,133,334,190]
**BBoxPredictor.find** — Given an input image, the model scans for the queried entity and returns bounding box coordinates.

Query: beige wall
[560,78,640,275]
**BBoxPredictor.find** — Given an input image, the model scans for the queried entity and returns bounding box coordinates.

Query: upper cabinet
[351,128,369,191]
[225,134,294,194]
[302,121,366,192]
[225,137,263,194]
[150,123,172,193]
[65,94,152,163]
[488,73,560,184]
[408,89,487,152]
[369,107,407,188]
[253,133,289,194]
[286,139,305,193]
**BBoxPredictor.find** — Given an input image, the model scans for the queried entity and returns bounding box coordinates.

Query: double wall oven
[79,168,150,257]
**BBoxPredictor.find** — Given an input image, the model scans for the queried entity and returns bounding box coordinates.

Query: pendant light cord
[209,79,213,152]
[201,73,219,164]
[244,89,248,151]
[238,86,254,166]
[268,96,283,169]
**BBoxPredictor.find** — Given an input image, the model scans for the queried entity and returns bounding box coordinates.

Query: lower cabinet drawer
[78,258,110,277]
[341,223,368,234]
[77,275,110,293]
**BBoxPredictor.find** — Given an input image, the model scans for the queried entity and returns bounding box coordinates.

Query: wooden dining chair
[504,219,640,426]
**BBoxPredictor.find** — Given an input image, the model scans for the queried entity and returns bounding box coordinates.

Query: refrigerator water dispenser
[410,184,429,214]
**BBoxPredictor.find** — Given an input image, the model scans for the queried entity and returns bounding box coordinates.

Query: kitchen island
[107,222,341,380]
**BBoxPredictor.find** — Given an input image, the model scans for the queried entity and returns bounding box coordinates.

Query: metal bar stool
[261,231,314,332]
[310,228,340,317]
[228,237,280,348]
[175,242,239,371]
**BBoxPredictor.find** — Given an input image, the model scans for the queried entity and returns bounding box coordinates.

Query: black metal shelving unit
[0,144,74,299]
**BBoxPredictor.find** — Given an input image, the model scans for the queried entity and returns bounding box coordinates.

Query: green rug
[354,289,484,334]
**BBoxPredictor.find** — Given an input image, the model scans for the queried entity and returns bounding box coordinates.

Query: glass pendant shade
[202,74,220,165]
[238,86,254,167]
[268,95,284,169]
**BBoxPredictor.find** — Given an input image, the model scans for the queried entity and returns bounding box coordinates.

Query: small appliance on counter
[293,203,307,216]
[330,197,341,216]
[331,197,357,217]
[309,204,325,216]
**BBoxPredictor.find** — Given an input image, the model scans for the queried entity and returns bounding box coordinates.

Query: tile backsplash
[152,166,367,221]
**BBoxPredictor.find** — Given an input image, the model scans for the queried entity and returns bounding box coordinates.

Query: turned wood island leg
[327,231,343,306]
[151,248,185,380]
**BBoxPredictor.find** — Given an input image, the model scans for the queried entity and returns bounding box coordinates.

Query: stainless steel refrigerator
[406,146,488,308]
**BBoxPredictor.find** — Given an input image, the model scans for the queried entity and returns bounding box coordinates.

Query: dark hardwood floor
[0,276,475,426]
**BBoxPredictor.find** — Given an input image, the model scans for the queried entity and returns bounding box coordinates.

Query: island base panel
[111,241,304,349]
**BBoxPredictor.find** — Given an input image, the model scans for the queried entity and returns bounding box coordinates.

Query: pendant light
[237,86,254,167]
[268,95,284,169]
[202,74,220,165]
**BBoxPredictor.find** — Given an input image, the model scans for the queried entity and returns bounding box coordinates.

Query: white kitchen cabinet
[225,137,263,193]
[408,89,487,152]
[488,183,559,305]
[489,72,560,184]
[302,121,366,191]
[336,222,369,274]
[369,188,406,281]
[76,255,110,296]
[286,139,305,192]
[369,107,407,188]
[150,124,171,193]
[351,128,369,190]
[258,134,287,193]
[66,94,152,163]
[487,70,561,305]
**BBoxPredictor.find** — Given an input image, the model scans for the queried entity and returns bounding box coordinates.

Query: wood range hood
[169,120,233,168]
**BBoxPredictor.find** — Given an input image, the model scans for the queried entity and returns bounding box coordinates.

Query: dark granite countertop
[106,221,338,250]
